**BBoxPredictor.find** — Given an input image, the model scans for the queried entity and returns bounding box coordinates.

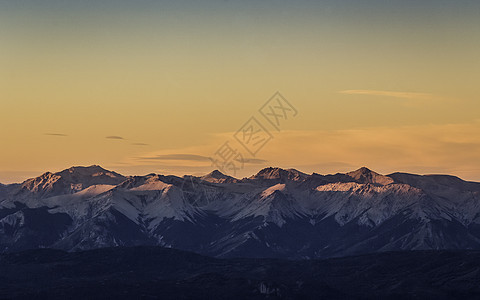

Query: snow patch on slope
[231,184,305,227]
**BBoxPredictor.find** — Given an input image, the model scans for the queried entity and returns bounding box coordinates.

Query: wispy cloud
[339,90,437,101]
[44,133,68,137]
[137,153,267,164]
[242,158,268,164]
[106,136,125,140]
[139,154,212,162]
[131,143,149,146]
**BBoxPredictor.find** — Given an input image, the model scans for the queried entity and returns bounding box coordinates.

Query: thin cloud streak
[139,154,212,162]
[339,90,437,101]
[137,153,267,164]
[44,133,68,137]
[242,158,268,164]
[106,136,125,140]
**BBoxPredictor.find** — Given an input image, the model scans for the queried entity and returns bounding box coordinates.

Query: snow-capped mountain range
[1,165,480,258]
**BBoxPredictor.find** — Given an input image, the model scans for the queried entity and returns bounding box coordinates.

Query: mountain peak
[57,165,126,183]
[201,170,237,183]
[346,167,394,185]
[251,167,307,181]
[19,165,127,197]
[60,165,111,175]
[207,170,227,178]
[354,166,372,173]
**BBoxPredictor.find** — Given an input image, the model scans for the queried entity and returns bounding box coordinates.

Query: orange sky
[1,1,479,183]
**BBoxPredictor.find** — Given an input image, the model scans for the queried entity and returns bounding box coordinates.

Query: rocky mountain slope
[1,165,480,258]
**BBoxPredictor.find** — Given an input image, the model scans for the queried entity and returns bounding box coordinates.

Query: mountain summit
[55,165,126,185]
[18,165,126,197]
[346,167,394,185]
[250,167,308,181]
[200,170,237,183]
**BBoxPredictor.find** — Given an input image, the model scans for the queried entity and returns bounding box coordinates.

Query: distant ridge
[3,164,479,186]
[1,165,480,259]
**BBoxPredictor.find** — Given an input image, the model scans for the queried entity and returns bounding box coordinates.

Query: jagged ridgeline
[1,165,480,258]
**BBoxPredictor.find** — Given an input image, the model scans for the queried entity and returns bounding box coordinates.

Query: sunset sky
[1,0,479,183]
